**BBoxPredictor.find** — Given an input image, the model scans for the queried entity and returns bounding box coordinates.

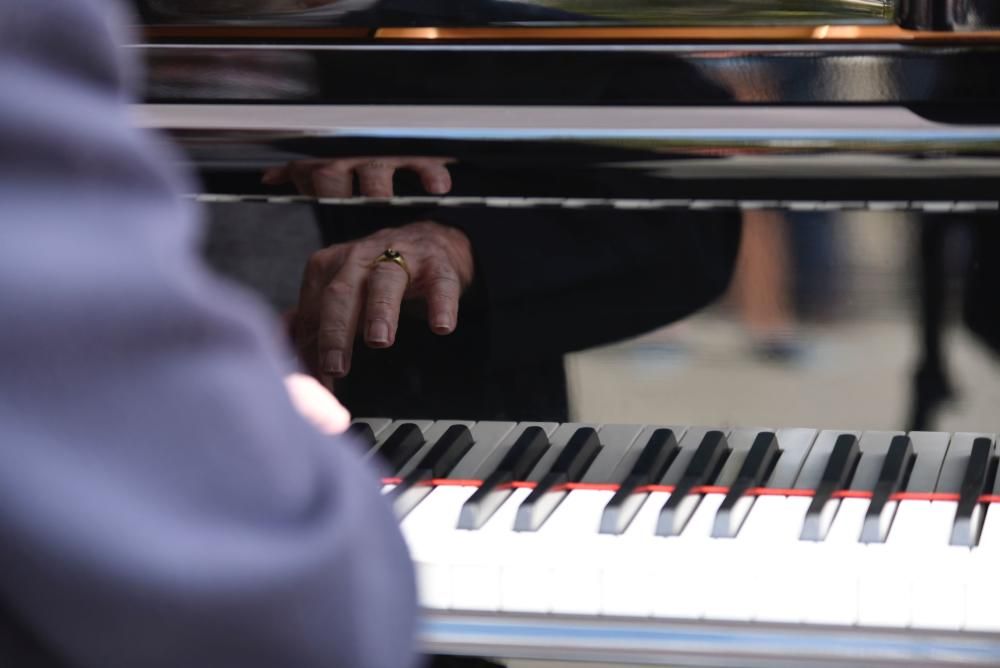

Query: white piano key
[352,416,394,438]
[768,428,820,488]
[583,423,645,482]
[601,490,671,618]
[402,485,479,611]
[749,495,813,623]
[800,497,868,625]
[963,455,1000,631]
[517,423,642,615]
[860,499,930,627]
[685,493,737,621]
[911,502,966,630]
[543,490,617,615]
[905,431,952,493]
[447,487,532,612]
[649,534,705,619]
[447,421,517,480]
[978,503,1000,550]
[965,543,1000,632]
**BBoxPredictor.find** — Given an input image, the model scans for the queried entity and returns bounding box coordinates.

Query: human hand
[294,221,474,384]
[261,156,453,198]
[284,372,352,435]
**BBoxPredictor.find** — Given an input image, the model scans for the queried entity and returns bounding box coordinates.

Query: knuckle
[324,279,355,299]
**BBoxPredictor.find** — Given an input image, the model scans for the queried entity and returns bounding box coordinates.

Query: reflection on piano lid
[137,0,893,27]
[136,0,1000,31]
[133,104,1000,207]
[356,418,1000,666]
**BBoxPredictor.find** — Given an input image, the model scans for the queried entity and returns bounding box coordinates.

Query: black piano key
[712,431,781,539]
[346,422,377,450]
[860,435,915,544]
[376,422,425,474]
[656,430,731,537]
[514,427,602,532]
[458,427,551,530]
[393,425,475,518]
[950,437,994,547]
[800,433,861,542]
[599,429,679,535]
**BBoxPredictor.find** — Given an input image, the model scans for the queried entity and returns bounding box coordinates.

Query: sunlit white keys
[449,487,531,612]
[540,489,616,614]
[911,501,966,630]
[601,491,670,617]
[402,485,478,610]
[860,500,928,627]
[748,495,812,623]
[801,496,868,625]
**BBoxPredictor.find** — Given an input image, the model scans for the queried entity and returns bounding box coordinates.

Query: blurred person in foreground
[0,1,416,666]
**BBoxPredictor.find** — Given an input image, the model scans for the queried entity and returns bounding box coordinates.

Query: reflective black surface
[898,0,1000,31]
[135,0,889,26]
[139,43,1000,109]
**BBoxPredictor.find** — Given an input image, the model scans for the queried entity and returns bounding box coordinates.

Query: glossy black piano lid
[134,0,891,27]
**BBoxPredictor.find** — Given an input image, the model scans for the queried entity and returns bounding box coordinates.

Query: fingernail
[368,320,390,345]
[429,179,449,194]
[323,350,345,376]
[432,317,453,333]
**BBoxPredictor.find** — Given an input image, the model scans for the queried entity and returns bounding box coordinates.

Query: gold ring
[370,248,411,284]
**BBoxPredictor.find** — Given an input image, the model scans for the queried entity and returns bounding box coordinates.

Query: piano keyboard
[351,419,1000,665]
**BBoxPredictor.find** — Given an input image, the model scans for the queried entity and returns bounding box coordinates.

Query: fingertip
[431,317,454,335]
[322,350,347,377]
[428,178,451,195]
[366,319,391,347]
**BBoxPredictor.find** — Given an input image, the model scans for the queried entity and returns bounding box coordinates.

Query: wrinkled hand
[294,222,474,385]
[284,373,351,435]
[262,156,453,198]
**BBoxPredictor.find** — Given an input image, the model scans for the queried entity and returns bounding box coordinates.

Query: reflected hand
[294,222,474,384]
[262,156,453,197]
[284,372,351,435]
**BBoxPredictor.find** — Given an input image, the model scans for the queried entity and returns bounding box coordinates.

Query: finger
[284,373,351,435]
[413,161,452,195]
[364,256,409,348]
[261,164,290,185]
[317,255,369,379]
[356,164,396,198]
[295,248,343,377]
[312,164,355,198]
[290,167,317,197]
[423,262,462,335]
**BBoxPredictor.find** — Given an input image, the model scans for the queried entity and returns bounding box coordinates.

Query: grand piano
[132,0,1000,665]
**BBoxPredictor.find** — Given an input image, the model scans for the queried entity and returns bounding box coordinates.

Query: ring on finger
[369,248,411,285]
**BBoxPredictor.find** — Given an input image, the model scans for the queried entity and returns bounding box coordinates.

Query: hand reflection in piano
[261,156,453,198]
[268,156,472,387]
[294,219,474,386]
